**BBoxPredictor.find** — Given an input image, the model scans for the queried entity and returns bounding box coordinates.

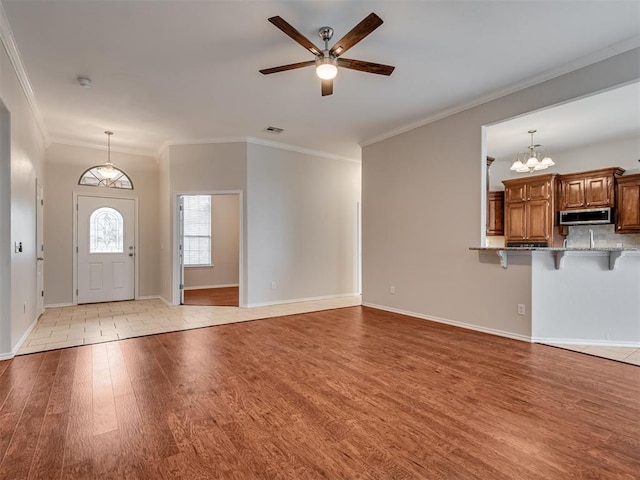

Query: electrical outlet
[389,285,395,295]
[517,304,525,316]
[271,281,277,290]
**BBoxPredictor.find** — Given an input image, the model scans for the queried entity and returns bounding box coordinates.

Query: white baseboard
[246,292,361,309]
[44,302,74,308]
[0,315,40,359]
[157,296,173,306]
[362,302,532,343]
[184,283,239,291]
[533,337,640,348]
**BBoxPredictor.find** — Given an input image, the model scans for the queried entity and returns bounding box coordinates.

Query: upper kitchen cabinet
[487,191,504,236]
[557,167,625,211]
[616,173,640,233]
[503,174,558,246]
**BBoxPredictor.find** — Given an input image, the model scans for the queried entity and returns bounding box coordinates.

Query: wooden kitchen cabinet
[486,191,504,236]
[503,174,558,246]
[616,173,640,233]
[558,167,625,210]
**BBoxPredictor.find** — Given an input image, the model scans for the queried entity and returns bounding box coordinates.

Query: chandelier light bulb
[526,156,539,167]
[98,163,120,179]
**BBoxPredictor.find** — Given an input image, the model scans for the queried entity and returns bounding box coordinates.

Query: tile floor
[550,344,639,366]
[16,298,639,367]
[17,296,362,355]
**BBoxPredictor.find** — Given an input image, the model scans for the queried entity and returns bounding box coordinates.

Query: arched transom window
[89,207,124,253]
[79,166,133,189]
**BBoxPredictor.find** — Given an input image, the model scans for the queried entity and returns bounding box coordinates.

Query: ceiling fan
[259,13,395,96]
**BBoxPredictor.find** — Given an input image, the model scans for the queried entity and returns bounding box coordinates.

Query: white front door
[77,195,135,304]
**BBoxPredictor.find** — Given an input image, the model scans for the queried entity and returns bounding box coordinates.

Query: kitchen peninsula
[474,166,640,347]
[469,245,640,270]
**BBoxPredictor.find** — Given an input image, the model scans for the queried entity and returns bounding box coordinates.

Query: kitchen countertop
[469,246,640,251]
[469,246,640,270]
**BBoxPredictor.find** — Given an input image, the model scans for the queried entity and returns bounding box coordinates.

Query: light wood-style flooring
[1,306,638,479]
[183,286,239,306]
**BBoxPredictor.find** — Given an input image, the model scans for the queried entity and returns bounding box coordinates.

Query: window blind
[183,195,211,266]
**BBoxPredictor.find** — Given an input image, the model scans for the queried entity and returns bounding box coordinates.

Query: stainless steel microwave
[559,207,613,225]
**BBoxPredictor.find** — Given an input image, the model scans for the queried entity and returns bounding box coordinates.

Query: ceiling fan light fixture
[316,56,337,80]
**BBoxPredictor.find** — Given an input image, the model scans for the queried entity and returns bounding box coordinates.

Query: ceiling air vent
[265,126,284,134]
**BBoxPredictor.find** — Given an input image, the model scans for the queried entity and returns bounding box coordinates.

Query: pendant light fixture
[78,131,133,189]
[510,130,555,173]
[97,131,121,179]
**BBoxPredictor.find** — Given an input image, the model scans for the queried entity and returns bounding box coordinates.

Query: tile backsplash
[566,224,640,248]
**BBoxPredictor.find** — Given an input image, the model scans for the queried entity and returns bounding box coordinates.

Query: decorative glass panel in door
[89,207,124,253]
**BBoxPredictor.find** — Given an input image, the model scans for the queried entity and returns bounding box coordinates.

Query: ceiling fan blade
[268,16,322,56]
[321,79,333,96]
[259,60,316,75]
[329,13,383,57]
[337,58,395,76]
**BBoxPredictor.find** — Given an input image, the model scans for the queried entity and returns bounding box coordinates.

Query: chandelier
[510,130,555,173]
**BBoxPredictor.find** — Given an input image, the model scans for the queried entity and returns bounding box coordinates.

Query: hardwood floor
[1,306,638,479]
[183,287,239,306]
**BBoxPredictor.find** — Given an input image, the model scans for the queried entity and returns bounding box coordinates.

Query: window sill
[184,264,214,269]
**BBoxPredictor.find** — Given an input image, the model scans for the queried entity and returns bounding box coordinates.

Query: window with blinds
[183,195,212,266]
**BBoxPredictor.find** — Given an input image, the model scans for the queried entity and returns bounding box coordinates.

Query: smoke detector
[77,76,92,88]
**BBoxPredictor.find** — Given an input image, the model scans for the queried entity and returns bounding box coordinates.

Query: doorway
[176,192,242,307]
[75,194,137,304]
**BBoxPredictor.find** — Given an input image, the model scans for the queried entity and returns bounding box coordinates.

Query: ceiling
[2,1,639,159]
[486,81,640,162]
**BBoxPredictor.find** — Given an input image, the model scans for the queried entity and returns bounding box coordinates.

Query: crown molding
[245,136,360,163]
[159,136,360,163]
[48,137,156,157]
[361,36,640,149]
[0,2,48,142]
[155,136,248,160]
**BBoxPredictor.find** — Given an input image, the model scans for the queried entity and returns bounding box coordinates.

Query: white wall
[163,141,361,307]
[532,251,640,345]
[0,42,45,357]
[164,142,247,304]
[246,143,361,306]
[158,146,171,302]
[184,193,240,288]
[0,103,10,356]
[362,48,640,341]
[43,143,160,305]
[490,135,640,190]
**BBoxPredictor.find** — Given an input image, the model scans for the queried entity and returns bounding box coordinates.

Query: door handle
[37,257,44,261]
[129,253,134,257]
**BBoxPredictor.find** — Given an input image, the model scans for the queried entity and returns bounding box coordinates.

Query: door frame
[72,192,139,305]
[36,178,44,316]
[172,190,244,307]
